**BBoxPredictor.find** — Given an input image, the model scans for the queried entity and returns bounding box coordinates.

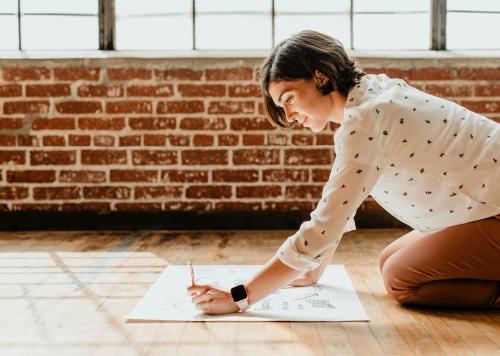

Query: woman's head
[260,30,365,131]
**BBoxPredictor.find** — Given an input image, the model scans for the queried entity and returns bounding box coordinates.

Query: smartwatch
[230,284,250,311]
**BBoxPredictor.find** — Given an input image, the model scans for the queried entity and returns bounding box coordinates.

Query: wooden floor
[0,229,498,356]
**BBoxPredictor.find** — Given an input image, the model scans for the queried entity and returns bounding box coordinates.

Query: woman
[188,30,500,314]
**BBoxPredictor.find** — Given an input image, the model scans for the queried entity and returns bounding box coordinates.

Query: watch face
[230,284,247,302]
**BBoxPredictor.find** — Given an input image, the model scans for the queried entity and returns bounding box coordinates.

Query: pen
[187,261,195,287]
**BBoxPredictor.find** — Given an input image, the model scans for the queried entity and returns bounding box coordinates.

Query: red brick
[214,202,262,211]
[79,118,125,130]
[134,186,183,199]
[54,68,100,81]
[0,118,24,130]
[364,68,410,80]
[119,135,141,146]
[316,135,333,145]
[32,118,75,130]
[17,135,40,146]
[237,186,282,198]
[458,68,500,80]
[59,170,106,183]
[258,102,265,115]
[144,134,166,146]
[78,84,124,97]
[42,135,66,146]
[155,68,203,80]
[475,84,500,97]
[94,135,115,147]
[286,185,322,199]
[83,186,131,199]
[218,134,238,146]
[285,149,332,165]
[127,84,174,97]
[164,202,212,211]
[186,186,232,199]
[132,150,177,165]
[213,169,258,182]
[228,84,261,97]
[233,149,280,165]
[26,84,71,97]
[312,169,331,182]
[206,68,253,81]
[181,150,227,165]
[243,134,265,145]
[4,101,50,114]
[157,101,204,114]
[267,134,288,146]
[60,203,110,212]
[56,101,102,114]
[461,100,500,114]
[263,201,314,211]
[81,150,127,165]
[0,187,29,200]
[0,84,22,97]
[230,117,274,130]
[178,84,225,97]
[30,151,76,165]
[424,84,472,97]
[161,170,208,183]
[7,170,56,183]
[0,151,25,164]
[292,135,314,146]
[408,68,458,80]
[68,135,91,146]
[3,67,50,81]
[111,169,158,182]
[34,187,81,200]
[129,117,175,130]
[106,101,152,114]
[168,135,190,146]
[12,203,60,211]
[108,68,152,80]
[193,135,214,146]
[179,117,226,130]
[208,101,254,114]
[263,169,309,182]
[115,203,162,211]
[0,136,16,146]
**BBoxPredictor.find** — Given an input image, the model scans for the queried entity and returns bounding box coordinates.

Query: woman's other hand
[187,284,239,315]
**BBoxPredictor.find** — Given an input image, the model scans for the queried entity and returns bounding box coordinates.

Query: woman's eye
[285,96,293,104]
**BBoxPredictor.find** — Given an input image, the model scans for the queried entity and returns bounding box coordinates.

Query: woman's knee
[380,256,415,304]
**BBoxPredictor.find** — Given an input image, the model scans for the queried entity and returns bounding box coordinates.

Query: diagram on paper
[126,265,369,322]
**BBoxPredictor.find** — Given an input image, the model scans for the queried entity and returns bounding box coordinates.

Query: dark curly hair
[259,30,365,128]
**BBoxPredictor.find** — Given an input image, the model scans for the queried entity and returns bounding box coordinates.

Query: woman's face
[268,77,346,132]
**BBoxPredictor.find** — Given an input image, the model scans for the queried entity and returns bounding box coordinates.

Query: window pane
[196,15,271,49]
[115,0,192,50]
[116,16,192,50]
[116,0,191,15]
[197,0,270,12]
[448,13,500,49]
[354,14,430,49]
[21,0,97,14]
[448,0,500,11]
[0,0,18,13]
[22,15,98,50]
[275,0,350,13]
[354,0,429,12]
[275,15,350,48]
[0,15,18,49]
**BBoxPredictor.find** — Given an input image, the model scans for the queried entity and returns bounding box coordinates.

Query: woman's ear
[314,70,329,89]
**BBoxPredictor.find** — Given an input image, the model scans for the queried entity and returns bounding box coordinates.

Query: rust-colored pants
[379,216,500,308]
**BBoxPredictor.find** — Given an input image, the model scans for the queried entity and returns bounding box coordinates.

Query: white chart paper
[126,265,369,322]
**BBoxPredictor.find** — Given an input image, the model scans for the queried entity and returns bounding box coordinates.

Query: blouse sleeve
[275,124,387,271]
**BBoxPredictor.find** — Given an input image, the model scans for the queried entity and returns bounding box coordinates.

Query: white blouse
[277,73,500,271]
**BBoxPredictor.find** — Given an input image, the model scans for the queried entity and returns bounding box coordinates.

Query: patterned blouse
[277,73,500,271]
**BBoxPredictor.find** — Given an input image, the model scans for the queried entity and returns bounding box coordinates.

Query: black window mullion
[431,0,446,50]
[99,0,115,50]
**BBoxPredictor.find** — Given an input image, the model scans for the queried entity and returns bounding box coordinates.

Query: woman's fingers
[186,284,211,296]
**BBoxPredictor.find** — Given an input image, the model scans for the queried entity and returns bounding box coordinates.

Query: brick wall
[0,56,499,223]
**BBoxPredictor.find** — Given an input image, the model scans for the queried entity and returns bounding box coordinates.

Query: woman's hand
[187,284,239,315]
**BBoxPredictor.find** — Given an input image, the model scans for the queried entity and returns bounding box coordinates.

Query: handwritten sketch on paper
[126,265,369,322]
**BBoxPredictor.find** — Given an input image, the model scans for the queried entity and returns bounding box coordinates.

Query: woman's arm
[286,246,335,287]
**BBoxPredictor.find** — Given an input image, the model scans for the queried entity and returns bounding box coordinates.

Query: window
[1,0,499,51]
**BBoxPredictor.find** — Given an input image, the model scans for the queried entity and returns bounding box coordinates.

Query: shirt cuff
[344,217,356,233]
[275,236,321,272]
